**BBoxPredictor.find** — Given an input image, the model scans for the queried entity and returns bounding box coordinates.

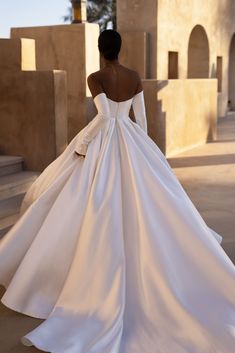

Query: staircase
[0,156,39,238]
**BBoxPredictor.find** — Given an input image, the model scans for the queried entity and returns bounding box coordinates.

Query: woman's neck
[104,59,121,67]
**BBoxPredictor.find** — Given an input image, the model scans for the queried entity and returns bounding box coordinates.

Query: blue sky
[0,0,70,38]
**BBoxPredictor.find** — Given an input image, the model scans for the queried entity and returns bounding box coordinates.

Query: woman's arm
[75,74,103,157]
[75,74,107,157]
[132,74,148,133]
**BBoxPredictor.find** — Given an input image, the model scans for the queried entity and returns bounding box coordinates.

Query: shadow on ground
[0,286,43,353]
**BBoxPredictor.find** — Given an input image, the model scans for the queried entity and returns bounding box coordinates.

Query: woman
[0,29,235,353]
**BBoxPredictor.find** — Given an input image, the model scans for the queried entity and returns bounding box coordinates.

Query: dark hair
[98,30,122,61]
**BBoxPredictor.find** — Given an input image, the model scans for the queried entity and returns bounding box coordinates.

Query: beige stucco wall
[118,0,235,118]
[0,38,36,71]
[157,0,235,117]
[143,79,217,157]
[0,37,68,171]
[0,70,67,172]
[11,23,100,141]
[118,31,149,79]
[117,0,157,78]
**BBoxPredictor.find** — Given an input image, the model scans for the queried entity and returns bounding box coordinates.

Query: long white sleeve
[75,93,109,155]
[75,115,106,155]
[132,91,148,134]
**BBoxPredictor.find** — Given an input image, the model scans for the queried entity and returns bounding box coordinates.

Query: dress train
[0,91,234,353]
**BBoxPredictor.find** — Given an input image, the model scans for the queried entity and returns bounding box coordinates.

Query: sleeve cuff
[75,142,88,156]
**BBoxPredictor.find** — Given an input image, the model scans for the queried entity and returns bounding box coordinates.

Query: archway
[228,34,235,110]
[187,25,209,78]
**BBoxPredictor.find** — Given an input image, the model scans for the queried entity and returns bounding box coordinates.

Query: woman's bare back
[87,63,143,102]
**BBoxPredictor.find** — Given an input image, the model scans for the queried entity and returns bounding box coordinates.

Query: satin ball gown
[0,90,235,353]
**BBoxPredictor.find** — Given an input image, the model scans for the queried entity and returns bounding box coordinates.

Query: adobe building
[118,0,235,155]
[118,0,235,113]
[2,0,235,162]
[0,38,67,237]
[11,23,100,142]
[0,38,67,171]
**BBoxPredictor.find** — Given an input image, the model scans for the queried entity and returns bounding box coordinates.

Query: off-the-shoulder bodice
[75,91,147,155]
[93,92,134,119]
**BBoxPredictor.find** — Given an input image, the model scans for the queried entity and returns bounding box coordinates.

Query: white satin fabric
[1,91,235,353]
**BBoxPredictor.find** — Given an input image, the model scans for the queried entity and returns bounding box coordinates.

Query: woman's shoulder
[88,65,140,78]
[87,71,103,97]
[87,65,142,97]
[87,70,101,84]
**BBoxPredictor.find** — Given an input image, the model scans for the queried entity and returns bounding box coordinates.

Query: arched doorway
[228,34,235,110]
[187,25,209,78]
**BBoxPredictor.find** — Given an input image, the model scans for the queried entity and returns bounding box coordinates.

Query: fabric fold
[75,114,108,156]
[0,92,235,353]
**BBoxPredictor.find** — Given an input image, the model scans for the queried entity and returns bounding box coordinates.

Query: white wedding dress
[0,91,235,353]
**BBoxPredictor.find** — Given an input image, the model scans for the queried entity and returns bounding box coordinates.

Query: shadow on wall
[167,153,235,168]
[143,80,168,155]
[187,25,210,79]
[155,81,168,154]
[229,33,235,110]
[143,78,217,158]
[206,111,217,141]
[210,63,216,79]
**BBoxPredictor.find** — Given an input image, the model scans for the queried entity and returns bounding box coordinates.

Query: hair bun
[98,30,122,61]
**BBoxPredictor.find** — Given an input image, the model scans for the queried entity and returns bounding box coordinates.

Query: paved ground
[0,114,235,352]
[168,113,235,263]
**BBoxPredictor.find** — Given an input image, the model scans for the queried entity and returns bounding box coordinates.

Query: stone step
[0,155,24,176]
[0,193,25,219]
[0,212,20,239]
[0,171,39,202]
[0,155,39,239]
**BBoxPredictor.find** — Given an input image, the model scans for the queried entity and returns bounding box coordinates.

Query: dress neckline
[93,91,142,103]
